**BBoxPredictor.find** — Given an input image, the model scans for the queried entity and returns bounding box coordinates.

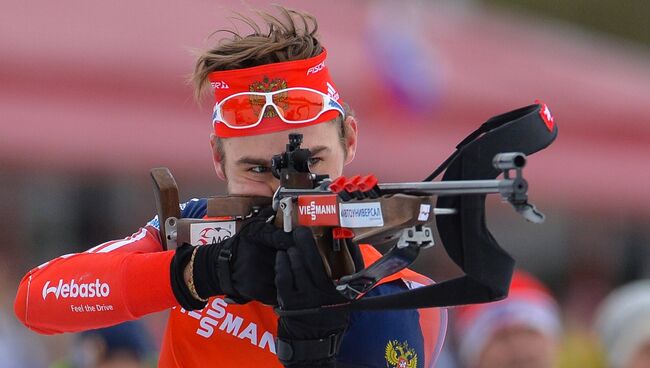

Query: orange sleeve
[14,226,178,335]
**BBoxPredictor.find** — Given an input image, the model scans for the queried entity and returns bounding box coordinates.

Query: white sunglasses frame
[212,87,345,129]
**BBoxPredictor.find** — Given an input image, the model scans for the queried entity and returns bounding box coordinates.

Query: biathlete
[15,7,445,368]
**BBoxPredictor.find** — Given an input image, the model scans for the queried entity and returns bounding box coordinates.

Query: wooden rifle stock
[150,167,181,250]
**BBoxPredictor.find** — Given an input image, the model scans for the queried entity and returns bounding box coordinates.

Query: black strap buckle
[216,243,236,296]
[276,333,341,364]
[216,241,250,305]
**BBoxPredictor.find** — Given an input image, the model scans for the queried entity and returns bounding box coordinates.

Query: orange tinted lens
[220,95,264,127]
[273,89,324,122]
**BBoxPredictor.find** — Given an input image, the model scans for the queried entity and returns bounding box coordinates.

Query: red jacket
[15,199,446,367]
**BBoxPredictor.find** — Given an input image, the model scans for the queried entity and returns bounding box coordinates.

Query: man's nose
[267,176,281,195]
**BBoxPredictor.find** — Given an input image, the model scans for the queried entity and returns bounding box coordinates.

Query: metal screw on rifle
[166,218,177,241]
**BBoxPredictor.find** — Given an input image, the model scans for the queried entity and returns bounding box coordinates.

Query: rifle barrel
[278,179,518,198]
[379,179,509,196]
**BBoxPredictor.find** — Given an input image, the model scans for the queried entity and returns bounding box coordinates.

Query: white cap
[595,279,650,368]
[454,270,562,367]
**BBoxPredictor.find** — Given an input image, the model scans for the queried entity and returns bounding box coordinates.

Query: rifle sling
[343,103,558,311]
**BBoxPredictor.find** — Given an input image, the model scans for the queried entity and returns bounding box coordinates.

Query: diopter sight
[271,133,330,189]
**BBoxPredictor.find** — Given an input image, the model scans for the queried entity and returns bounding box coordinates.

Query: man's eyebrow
[236,156,271,166]
[235,146,330,166]
[309,146,330,156]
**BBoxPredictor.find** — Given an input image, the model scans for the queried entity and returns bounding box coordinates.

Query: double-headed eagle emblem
[249,76,288,118]
[385,340,418,368]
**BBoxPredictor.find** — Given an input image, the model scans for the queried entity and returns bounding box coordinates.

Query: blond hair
[192,6,323,99]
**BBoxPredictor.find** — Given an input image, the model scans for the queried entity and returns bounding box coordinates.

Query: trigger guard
[311,228,356,279]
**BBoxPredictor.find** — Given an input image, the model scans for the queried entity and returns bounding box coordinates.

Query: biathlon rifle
[151,102,558,311]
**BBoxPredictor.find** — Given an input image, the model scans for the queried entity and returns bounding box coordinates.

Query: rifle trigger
[332,227,354,252]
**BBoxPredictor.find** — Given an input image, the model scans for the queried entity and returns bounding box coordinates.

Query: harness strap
[345,103,558,311]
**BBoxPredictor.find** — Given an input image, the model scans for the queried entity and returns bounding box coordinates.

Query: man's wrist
[185,247,208,302]
[170,244,208,310]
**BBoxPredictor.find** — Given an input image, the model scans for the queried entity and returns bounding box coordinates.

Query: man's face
[211,117,357,197]
[475,325,558,368]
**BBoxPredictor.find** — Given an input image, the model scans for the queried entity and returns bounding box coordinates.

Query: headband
[208,49,343,138]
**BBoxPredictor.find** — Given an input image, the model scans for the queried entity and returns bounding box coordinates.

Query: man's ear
[210,134,226,181]
[343,116,358,166]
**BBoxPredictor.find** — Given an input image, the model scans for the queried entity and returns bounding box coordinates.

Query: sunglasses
[212,87,344,129]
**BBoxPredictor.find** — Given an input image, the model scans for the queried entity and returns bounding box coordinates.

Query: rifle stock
[150,167,181,250]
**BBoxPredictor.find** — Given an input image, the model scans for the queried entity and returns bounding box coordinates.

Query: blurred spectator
[0,260,48,367]
[452,269,562,368]
[53,320,156,368]
[0,304,49,368]
[595,279,650,368]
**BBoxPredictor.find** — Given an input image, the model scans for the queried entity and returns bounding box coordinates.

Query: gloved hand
[170,208,292,309]
[274,227,363,368]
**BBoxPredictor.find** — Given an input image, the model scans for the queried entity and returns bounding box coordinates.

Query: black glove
[170,208,292,309]
[274,227,363,368]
